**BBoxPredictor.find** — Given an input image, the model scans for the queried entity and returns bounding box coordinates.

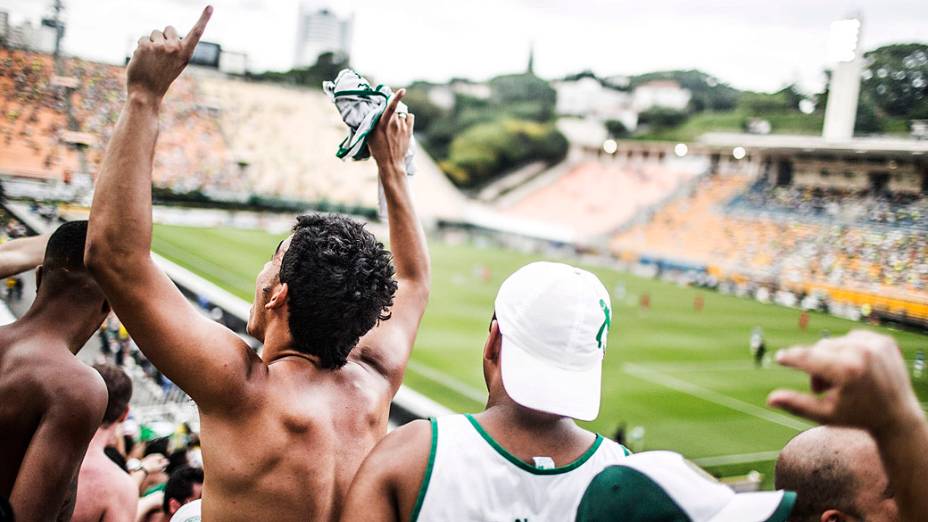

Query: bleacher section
[613,173,928,322]
[0,50,81,179]
[197,77,380,206]
[728,179,928,230]
[499,155,707,240]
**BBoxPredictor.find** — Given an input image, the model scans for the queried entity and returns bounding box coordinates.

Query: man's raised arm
[84,7,258,411]
[0,234,48,279]
[352,91,431,392]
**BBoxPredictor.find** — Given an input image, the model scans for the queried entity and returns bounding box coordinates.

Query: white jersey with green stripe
[411,414,631,522]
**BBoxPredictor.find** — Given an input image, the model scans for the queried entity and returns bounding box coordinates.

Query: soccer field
[151,223,928,485]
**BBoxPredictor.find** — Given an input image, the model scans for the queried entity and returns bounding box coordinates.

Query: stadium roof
[699,132,928,157]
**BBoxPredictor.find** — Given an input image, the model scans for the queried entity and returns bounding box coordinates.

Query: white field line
[691,450,782,467]
[623,363,813,432]
[637,360,779,372]
[406,360,488,404]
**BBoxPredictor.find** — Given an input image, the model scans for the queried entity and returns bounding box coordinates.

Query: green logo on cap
[596,299,611,350]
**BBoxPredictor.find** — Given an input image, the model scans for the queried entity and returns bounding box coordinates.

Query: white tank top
[412,414,630,522]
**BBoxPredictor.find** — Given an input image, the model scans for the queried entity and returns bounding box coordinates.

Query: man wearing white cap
[340,262,629,521]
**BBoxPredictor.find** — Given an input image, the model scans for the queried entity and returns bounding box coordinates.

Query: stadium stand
[0,50,81,179]
[728,178,928,230]
[613,172,928,322]
[197,76,380,206]
[499,155,707,240]
[0,49,468,222]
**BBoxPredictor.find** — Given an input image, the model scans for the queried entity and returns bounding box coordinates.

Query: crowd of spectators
[729,180,928,230]
[1,48,388,207]
[0,50,80,178]
[613,174,928,302]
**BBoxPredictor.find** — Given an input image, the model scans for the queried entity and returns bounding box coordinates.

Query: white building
[554,77,638,131]
[0,11,9,44]
[219,50,249,75]
[5,18,56,53]
[632,80,691,112]
[293,5,353,68]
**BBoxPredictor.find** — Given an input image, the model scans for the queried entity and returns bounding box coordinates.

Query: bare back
[199,357,391,522]
[0,325,107,520]
[71,447,138,522]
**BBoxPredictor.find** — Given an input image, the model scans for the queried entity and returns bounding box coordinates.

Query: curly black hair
[279,214,397,369]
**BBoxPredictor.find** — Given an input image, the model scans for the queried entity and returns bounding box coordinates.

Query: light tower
[822,17,863,142]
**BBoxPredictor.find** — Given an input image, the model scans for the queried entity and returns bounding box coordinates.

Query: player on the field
[84,7,430,521]
[341,262,628,521]
[0,221,111,521]
[750,326,766,368]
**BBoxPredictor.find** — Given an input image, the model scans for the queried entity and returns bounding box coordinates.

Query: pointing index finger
[182,5,213,57]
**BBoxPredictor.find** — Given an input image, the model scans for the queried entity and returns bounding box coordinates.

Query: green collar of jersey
[465,414,604,475]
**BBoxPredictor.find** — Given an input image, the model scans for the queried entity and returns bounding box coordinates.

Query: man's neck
[474,401,596,466]
[480,401,580,434]
[260,316,320,366]
[18,292,101,354]
[87,422,118,454]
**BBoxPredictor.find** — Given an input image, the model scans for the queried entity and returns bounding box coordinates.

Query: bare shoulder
[41,359,108,428]
[367,419,434,477]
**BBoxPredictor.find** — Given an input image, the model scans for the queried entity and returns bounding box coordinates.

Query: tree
[488,73,557,121]
[247,52,349,89]
[638,107,688,129]
[862,43,928,119]
[737,90,794,115]
[630,70,741,112]
[605,119,628,138]
[441,119,567,187]
[400,88,447,134]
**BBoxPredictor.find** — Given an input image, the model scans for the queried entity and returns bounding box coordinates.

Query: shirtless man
[0,220,111,521]
[84,7,429,521]
[72,364,138,522]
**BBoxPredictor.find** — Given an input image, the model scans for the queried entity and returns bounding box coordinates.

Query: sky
[2,0,926,94]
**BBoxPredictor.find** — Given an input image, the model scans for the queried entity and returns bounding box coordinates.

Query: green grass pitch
[151,223,928,486]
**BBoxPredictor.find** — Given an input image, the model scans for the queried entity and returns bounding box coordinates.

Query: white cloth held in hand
[323,69,416,175]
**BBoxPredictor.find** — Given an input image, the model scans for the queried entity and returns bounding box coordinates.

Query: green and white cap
[494,262,612,422]
[576,451,796,522]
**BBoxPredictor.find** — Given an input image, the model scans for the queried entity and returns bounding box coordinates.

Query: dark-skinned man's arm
[350,92,431,393]
[84,6,259,413]
[11,376,106,522]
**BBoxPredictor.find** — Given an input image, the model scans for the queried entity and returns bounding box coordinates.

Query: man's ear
[821,509,848,522]
[34,264,43,291]
[265,282,289,311]
[168,498,182,515]
[484,319,501,363]
[119,407,130,423]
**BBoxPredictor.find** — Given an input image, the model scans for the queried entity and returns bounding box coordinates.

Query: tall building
[0,11,9,45]
[822,17,863,141]
[293,4,353,68]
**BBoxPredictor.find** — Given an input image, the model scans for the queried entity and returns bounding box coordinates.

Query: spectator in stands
[136,465,203,522]
[775,426,897,522]
[72,364,138,522]
[769,330,928,521]
[84,8,429,521]
[341,262,627,521]
[0,220,111,521]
